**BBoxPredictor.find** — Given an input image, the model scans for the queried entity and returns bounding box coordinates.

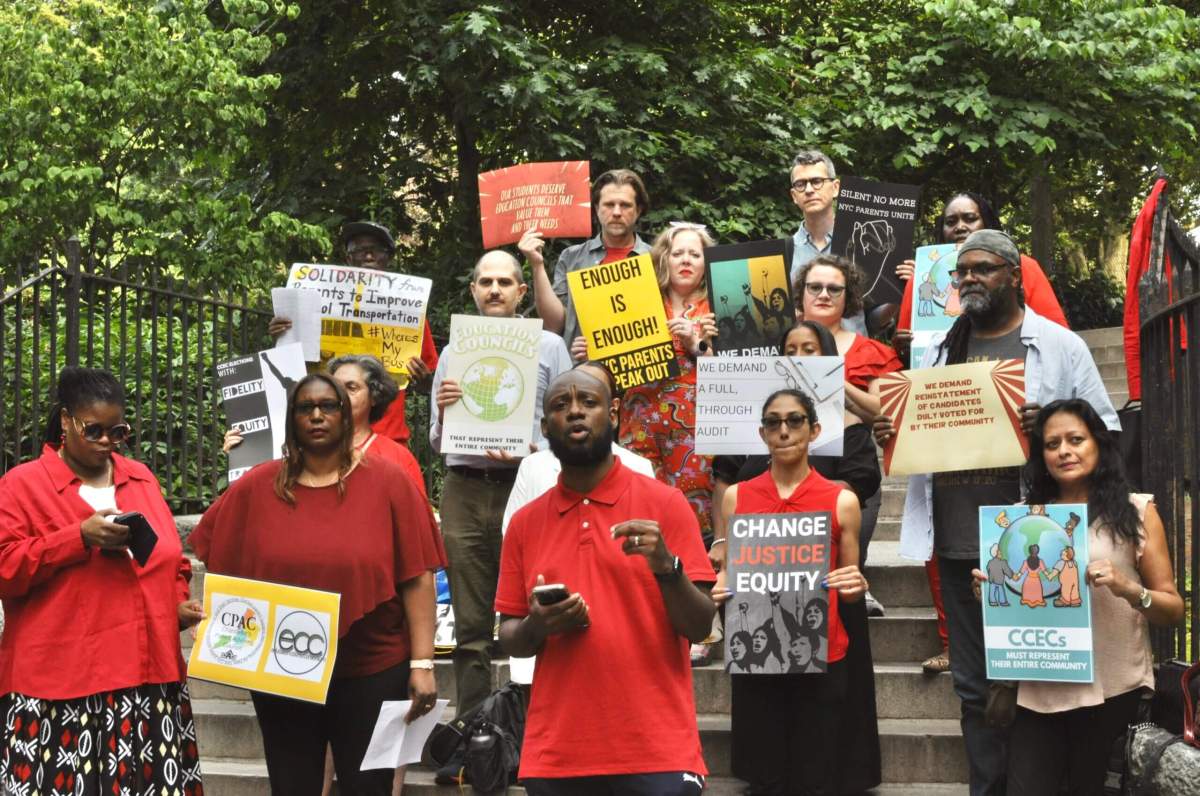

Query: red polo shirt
[372,322,439,443]
[0,446,191,700]
[495,458,716,778]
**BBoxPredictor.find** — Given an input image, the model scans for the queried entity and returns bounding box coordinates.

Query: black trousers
[1006,687,1145,796]
[250,660,410,796]
[730,660,848,796]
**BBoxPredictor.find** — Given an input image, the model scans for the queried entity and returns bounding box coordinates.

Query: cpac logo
[271,610,330,675]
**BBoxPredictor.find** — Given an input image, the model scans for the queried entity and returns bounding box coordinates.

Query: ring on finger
[634,535,641,547]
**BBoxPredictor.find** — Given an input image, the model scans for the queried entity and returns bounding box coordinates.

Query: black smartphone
[532,583,570,606]
[112,511,158,567]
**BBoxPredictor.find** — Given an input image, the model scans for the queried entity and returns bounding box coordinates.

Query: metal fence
[0,241,272,513]
[1139,189,1200,663]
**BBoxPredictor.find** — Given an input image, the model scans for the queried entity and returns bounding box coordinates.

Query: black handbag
[1123,661,1200,795]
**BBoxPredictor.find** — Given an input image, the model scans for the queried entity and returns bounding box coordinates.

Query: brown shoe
[922,648,950,674]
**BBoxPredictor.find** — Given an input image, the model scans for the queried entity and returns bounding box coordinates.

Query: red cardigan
[0,446,191,700]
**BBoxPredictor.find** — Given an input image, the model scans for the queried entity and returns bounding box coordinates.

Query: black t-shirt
[932,326,1027,559]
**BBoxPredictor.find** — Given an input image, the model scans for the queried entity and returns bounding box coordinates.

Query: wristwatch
[655,555,684,583]
[410,658,435,670]
[1138,587,1153,610]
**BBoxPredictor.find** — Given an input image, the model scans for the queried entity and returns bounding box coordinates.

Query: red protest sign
[478,161,592,248]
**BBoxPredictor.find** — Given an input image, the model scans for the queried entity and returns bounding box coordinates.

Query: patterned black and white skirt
[0,681,203,796]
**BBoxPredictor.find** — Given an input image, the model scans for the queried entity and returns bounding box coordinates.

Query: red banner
[478,161,592,248]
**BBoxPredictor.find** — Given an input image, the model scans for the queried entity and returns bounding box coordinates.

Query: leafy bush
[1050,268,1125,330]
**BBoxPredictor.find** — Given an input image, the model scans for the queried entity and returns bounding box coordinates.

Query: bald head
[472,249,524,284]
[543,368,611,413]
[470,249,528,317]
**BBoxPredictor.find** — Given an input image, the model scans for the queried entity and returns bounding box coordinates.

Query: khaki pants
[439,469,514,717]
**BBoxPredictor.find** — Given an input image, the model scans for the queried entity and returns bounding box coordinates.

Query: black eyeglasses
[70,416,132,444]
[761,414,809,432]
[948,262,1009,286]
[791,177,832,191]
[347,244,389,259]
[293,400,343,416]
[804,282,846,298]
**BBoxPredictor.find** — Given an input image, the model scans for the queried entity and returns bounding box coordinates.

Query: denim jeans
[938,556,1010,796]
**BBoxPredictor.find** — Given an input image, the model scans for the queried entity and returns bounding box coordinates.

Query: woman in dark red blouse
[714,388,868,795]
[0,367,204,795]
[192,373,445,796]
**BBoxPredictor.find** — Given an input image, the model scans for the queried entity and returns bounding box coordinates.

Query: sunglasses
[761,414,809,432]
[804,282,846,298]
[948,262,1010,286]
[293,400,343,416]
[70,415,132,444]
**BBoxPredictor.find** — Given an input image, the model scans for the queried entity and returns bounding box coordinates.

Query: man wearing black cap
[874,229,1118,796]
[269,221,439,447]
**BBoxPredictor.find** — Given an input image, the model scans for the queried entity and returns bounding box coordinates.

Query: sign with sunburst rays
[879,359,1028,475]
[478,161,592,248]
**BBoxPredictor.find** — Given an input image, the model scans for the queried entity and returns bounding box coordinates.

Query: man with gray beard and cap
[872,229,1118,796]
[429,249,572,784]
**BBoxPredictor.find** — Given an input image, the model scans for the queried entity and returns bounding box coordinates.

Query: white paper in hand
[271,287,322,362]
[360,699,450,770]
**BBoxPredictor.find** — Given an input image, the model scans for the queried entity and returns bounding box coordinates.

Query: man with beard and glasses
[495,369,716,796]
[873,229,1118,796]
[428,249,572,784]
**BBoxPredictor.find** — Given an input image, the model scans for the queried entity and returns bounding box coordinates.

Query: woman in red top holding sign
[192,373,445,796]
[0,367,204,795]
[714,388,867,796]
[619,223,720,540]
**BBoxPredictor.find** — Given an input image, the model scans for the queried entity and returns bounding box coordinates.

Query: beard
[961,282,1015,322]
[548,419,615,466]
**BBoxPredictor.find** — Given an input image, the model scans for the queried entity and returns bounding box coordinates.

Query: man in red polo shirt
[495,369,716,795]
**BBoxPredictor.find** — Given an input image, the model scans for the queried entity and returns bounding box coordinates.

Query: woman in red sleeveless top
[714,388,868,795]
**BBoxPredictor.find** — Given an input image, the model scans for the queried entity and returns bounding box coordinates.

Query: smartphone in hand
[112,511,158,566]
[532,583,570,606]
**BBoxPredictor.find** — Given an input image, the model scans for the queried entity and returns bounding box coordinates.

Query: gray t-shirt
[932,326,1027,559]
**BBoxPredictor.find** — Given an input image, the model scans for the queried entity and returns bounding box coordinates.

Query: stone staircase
[180,327,1128,795]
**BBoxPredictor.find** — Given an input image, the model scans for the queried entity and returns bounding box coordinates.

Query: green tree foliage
[0,0,328,289]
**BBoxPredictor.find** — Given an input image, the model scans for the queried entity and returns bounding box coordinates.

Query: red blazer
[0,446,191,700]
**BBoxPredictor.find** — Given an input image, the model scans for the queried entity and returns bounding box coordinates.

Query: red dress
[844,334,903,390]
[361,432,428,499]
[619,297,713,538]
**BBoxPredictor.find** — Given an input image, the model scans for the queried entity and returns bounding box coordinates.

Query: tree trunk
[1029,156,1054,274]
[453,99,481,247]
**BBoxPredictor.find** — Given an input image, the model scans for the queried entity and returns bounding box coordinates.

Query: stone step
[1088,343,1125,365]
[1098,360,1128,380]
[1076,326,1123,349]
[871,517,901,542]
[862,541,932,609]
[199,758,969,796]
[880,485,906,517]
[869,608,943,663]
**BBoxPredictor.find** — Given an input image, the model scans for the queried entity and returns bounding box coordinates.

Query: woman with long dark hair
[714,388,867,795]
[0,367,204,794]
[974,399,1181,795]
[191,373,446,796]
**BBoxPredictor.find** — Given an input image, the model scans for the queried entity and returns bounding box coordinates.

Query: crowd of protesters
[0,149,1182,796]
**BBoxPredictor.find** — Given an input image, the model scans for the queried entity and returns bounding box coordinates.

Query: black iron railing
[1140,189,1200,662]
[0,242,272,512]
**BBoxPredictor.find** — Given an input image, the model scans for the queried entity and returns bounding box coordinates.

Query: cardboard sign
[441,314,544,455]
[695,356,844,456]
[215,343,307,483]
[980,504,1093,682]
[879,359,1029,476]
[286,263,432,381]
[910,244,959,367]
[725,512,832,675]
[567,253,679,390]
[188,573,341,704]
[478,161,592,248]
[704,239,794,356]
[831,176,921,303]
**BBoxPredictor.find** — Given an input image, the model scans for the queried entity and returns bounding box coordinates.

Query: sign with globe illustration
[979,504,1093,682]
[442,314,544,455]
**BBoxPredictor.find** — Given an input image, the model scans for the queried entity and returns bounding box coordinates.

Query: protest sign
[830,176,921,303]
[441,314,544,455]
[567,253,679,390]
[980,503,1093,682]
[215,343,306,483]
[286,263,432,382]
[361,699,450,770]
[271,287,322,361]
[910,243,959,367]
[725,512,832,674]
[879,359,1028,476]
[704,239,793,356]
[478,160,592,248]
[188,573,341,703]
[695,356,844,456]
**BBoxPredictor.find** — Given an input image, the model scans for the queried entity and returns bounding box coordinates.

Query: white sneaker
[864,591,885,617]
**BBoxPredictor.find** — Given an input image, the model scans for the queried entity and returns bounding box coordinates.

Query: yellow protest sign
[567,254,679,390]
[879,359,1029,476]
[286,263,432,380]
[188,573,340,704]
